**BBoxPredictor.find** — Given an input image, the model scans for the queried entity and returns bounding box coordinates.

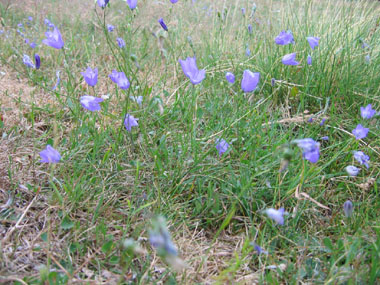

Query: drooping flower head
[40,145,61,163]
[225,72,235,84]
[248,24,252,34]
[282,53,299,65]
[265,207,287,225]
[343,200,353,218]
[360,104,376,119]
[109,70,130,89]
[352,124,369,140]
[158,18,168,31]
[116,37,125,48]
[124,114,139,131]
[81,67,98,87]
[34,54,40,69]
[307,36,320,50]
[170,0,179,3]
[42,26,64,49]
[80,95,104,111]
[149,216,178,256]
[294,138,320,163]
[346,165,360,177]
[97,0,109,8]
[275,30,294,45]
[307,55,312,65]
[245,46,251,57]
[179,57,206,85]
[241,70,260,93]
[107,24,115,32]
[23,54,35,68]
[353,151,370,169]
[126,0,138,10]
[216,139,229,157]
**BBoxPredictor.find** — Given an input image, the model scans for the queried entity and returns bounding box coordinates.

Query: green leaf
[61,216,74,230]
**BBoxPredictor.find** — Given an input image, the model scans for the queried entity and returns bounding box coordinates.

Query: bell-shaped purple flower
[265,207,287,225]
[23,54,35,68]
[294,138,320,163]
[107,24,115,32]
[307,55,312,65]
[216,139,229,157]
[275,30,294,45]
[360,104,376,119]
[124,114,139,131]
[282,53,299,65]
[80,95,104,111]
[117,37,125,48]
[40,145,61,163]
[34,54,40,69]
[109,70,130,90]
[42,26,64,49]
[97,0,109,8]
[343,200,353,218]
[241,70,260,93]
[158,18,168,31]
[248,24,252,34]
[179,57,206,85]
[170,0,178,3]
[29,42,37,49]
[81,67,98,87]
[307,36,320,50]
[346,165,360,177]
[126,0,137,10]
[225,72,235,84]
[353,151,370,169]
[352,124,369,140]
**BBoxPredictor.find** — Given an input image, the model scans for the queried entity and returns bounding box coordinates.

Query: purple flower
[179,57,206,85]
[116,37,125,48]
[307,117,313,123]
[321,136,329,141]
[81,67,98,87]
[23,54,35,68]
[271,78,276,87]
[107,24,115,32]
[245,47,251,57]
[170,0,179,3]
[28,16,33,22]
[275,30,294,45]
[29,42,37,48]
[109,70,130,89]
[294,138,320,163]
[248,24,252,34]
[225,72,235,84]
[353,151,370,169]
[158,18,168,31]
[360,104,376,119]
[241,70,260,93]
[126,0,137,10]
[241,8,246,15]
[216,139,229,157]
[343,200,353,218]
[307,55,312,65]
[254,244,268,255]
[130,95,143,105]
[362,42,370,49]
[124,114,139,131]
[346,165,360,177]
[282,53,299,65]
[320,118,326,126]
[352,124,369,140]
[80,95,104,111]
[307,36,320,50]
[265,207,287,225]
[97,0,109,8]
[40,145,61,163]
[42,26,64,49]
[34,54,40,69]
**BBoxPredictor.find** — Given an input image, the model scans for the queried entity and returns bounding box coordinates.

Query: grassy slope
[0,0,379,283]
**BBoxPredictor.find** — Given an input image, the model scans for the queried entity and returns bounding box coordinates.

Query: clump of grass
[0,0,379,283]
